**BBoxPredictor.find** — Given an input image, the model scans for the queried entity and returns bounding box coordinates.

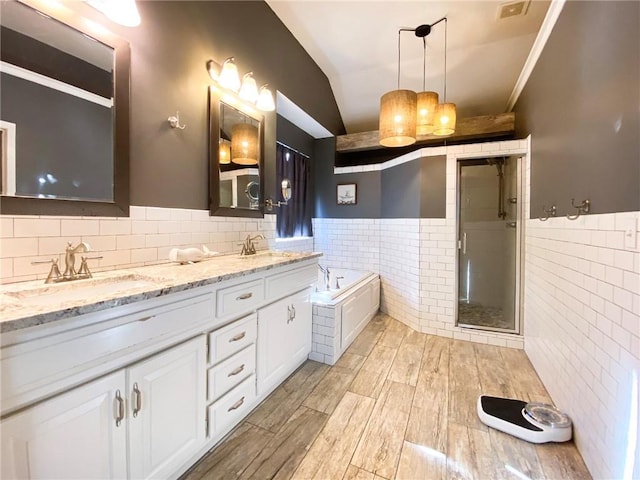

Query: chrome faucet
[318,264,330,290]
[239,233,265,256]
[63,241,91,278]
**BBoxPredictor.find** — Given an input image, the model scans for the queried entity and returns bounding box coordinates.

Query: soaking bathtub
[310,268,380,365]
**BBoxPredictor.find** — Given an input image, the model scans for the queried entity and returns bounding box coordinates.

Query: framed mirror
[209,86,264,218]
[0,0,130,216]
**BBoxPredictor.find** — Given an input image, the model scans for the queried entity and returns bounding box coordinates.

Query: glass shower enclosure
[456,156,522,333]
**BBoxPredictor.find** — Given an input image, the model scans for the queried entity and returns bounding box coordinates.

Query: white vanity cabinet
[0,254,320,480]
[257,287,312,396]
[1,370,128,480]
[0,336,206,480]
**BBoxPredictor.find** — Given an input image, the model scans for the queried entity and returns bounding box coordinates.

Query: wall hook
[567,198,590,220]
[168,111,186,130]
[539,205,557,221]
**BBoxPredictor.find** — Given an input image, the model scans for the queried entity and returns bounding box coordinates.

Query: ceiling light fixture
[433,18,456,136]
[379,17,456,147]
[206,59,275,112]
[86,0,141,27]
[379,28,417,147]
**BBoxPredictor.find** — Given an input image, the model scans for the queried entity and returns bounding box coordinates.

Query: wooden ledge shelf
[336,112,515,153]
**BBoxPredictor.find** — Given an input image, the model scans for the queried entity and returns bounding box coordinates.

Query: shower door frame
[454,155,524,335]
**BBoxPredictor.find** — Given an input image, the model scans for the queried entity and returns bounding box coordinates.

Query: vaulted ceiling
[267,0,551,134]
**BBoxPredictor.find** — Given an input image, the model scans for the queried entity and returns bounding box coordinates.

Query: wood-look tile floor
[183,314,592,480]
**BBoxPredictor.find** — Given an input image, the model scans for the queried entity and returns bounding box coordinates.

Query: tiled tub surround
[0,250,321,332]
[0,207,295,285]
[524,212,640,480]
[309,271,380,365]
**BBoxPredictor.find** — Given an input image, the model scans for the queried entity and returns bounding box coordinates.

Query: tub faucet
[64,241,91,278]
[318,264,330,290]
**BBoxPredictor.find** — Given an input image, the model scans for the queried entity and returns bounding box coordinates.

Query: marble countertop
[0,251,321,333]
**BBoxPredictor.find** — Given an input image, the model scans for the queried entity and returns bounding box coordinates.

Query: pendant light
[416,32,439,136]
[219,140,231,164]
[379,30,417,147]
[433,18,456,136]
[231,123,258,165]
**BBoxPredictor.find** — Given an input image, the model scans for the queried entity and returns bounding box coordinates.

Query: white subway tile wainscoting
[0,207,284,284]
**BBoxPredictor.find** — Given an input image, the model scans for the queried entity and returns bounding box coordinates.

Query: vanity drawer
[208,344,255,402]
[208,314,256,365]
[1,293,215,414]
[207,374,256,438]
[265,263,317,301]
[216,279,264,319]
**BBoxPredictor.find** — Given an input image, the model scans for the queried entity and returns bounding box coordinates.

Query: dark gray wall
[515,1,639,217]
[381,160,420,218]
[77,1,344,210]
[420,156,447,218]
[276,115,315,156]
[314,137,382,219]
[314,138,446,219]
[1,73,113,201]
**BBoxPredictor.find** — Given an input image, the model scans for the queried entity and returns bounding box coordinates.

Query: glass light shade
[379,89,417,147]
[239,72,259,103]
[231,123,258,165]
[416,91,439,135]
[219,57,241,92]
[433,102,457,136]
[256,85,275,112]
[87,0,141,26]
[219,140,231,165]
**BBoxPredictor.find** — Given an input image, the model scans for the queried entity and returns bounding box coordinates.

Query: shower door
[457,157,520,333]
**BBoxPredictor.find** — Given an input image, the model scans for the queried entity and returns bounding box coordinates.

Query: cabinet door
[128,336,206,480]
[1,370,127,480]
[257,288,312,396]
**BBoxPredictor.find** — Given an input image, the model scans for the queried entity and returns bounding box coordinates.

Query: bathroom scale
[477,395,572,443]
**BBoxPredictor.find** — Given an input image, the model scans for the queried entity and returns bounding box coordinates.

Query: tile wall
[524,211,640,480]
[0,207,295,284]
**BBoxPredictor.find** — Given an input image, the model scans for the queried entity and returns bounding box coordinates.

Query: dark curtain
[276,144,312,238]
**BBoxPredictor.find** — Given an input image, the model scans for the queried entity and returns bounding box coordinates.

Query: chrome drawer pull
[229,332,246,342]
[227,364,245,377]
[132,382,142,418]
[115,390,124,427]
[227,396,245,412]
[236,292,253,301]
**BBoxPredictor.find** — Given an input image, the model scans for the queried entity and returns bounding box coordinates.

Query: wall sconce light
[206,59,275,112]
[239,72,259,103]
[256,84,275,112]
[231,123,258,165]
[86,0,141,27]
[218,57,241,93]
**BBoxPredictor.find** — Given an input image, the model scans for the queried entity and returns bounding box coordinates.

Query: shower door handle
[461,232,467,255]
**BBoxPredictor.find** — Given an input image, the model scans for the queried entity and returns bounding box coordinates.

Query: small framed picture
[336,183,357,205]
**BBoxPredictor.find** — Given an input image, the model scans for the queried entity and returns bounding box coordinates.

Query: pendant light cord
[397,29,401,89]
[422,37,426,91]
[443,17,448,102]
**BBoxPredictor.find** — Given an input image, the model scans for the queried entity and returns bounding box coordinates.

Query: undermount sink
[242,250,298,259]
[3,274,161,306]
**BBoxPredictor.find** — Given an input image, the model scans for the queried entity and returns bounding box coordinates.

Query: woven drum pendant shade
[416,91,439,135]
[219,140,231,164]
[433,102,456,136]
[379,89,417,147]
[231,123,258,165]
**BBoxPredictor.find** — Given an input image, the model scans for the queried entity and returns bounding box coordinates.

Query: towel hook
[539,205,557,221]
[168,111,186,130]
[567,198,590,220]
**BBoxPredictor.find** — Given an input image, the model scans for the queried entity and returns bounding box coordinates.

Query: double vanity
[0,251,320,479]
